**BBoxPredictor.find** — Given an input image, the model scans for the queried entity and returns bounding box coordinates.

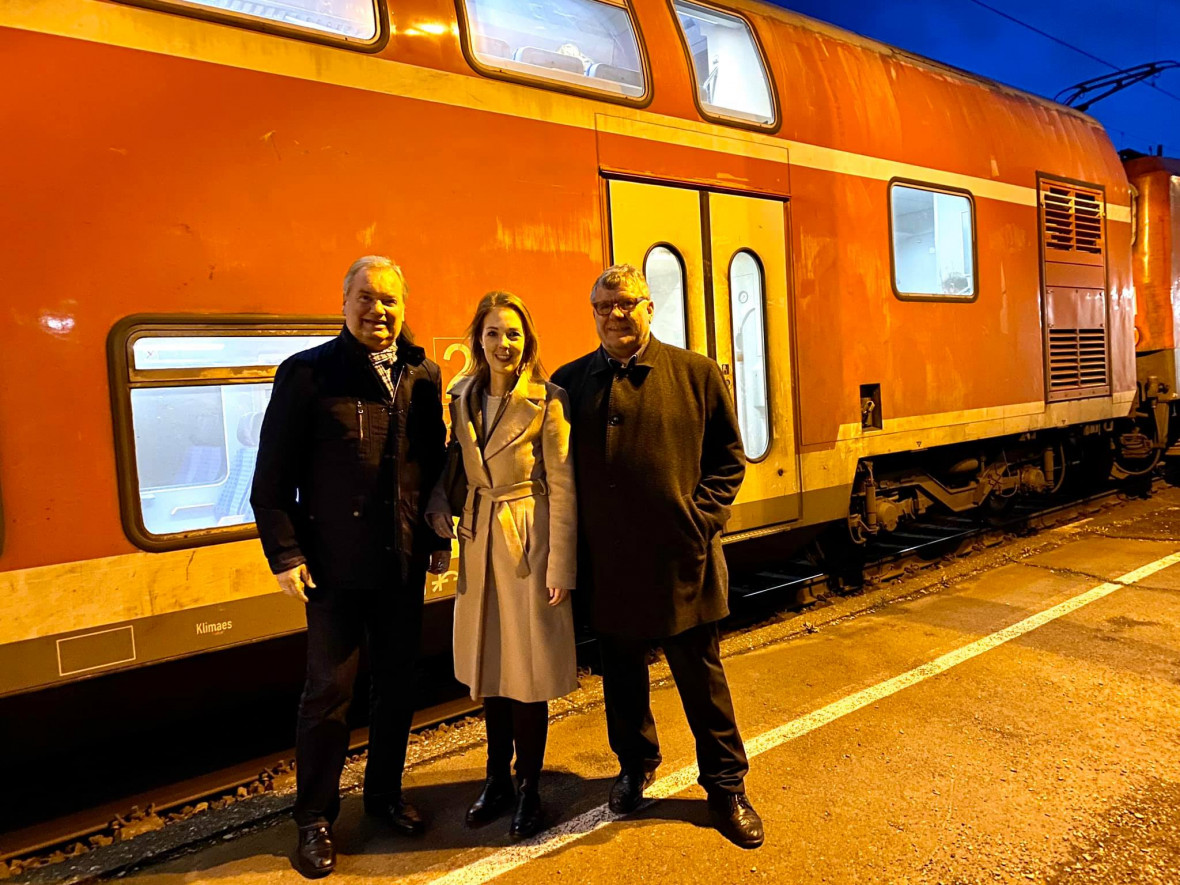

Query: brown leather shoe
[607,768,657,814]
[707,792,765,849]
[365,796,426,836]
[294,824,336,878]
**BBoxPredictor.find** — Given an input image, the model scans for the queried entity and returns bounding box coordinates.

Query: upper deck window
[889,183,977,300]
[136,0,380,41]
[461,0,647,98]
[672,0,775,127]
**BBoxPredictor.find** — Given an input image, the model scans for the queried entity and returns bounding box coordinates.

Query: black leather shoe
[294,824,335,878]
[608,768,657,814]
[466,775,517,827]
[707,792,764,849]
[508,779,544,840]
[365,796,426,836]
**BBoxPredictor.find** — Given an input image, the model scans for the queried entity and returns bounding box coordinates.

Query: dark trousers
[293,584,424,827]
[483,696,549,784]
[599,621,749,796]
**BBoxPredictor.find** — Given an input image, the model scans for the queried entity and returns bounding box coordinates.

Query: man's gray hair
[342,255,408,296]
[591,263,649,300]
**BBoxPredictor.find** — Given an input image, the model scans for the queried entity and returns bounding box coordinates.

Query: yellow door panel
[708,192,801,529]
[605,178,800,535]
[607,179,706,355]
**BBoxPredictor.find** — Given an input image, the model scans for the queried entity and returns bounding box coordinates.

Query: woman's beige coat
[428,373,578,703]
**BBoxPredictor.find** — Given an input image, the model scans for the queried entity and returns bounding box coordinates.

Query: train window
[460,0,647,98]
[672,0,776,127]
[729,250,770,460]
[131,383,273,536]
[644,245,688,349]
[132,336,332,370]
[111,321,338,551]
[889,183,977,300]
[122,0,381,42]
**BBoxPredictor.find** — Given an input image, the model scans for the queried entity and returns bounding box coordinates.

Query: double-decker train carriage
[0,0,1171,700]
[1126,151,1180,470]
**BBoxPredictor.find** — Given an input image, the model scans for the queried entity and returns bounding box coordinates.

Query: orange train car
[1127,154,1180,387]
[0,0,1156,697]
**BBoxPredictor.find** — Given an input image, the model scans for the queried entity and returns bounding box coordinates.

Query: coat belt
[460,479,549,577]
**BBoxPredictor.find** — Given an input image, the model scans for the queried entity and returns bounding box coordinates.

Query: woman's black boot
[508,777,544,839]
[466,774,516,827]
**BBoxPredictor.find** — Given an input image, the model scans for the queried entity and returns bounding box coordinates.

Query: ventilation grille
[1042,185,1104,256]
[1048,328,1108,391]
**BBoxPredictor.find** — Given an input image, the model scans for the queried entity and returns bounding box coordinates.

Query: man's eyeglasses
[592,296,649,317]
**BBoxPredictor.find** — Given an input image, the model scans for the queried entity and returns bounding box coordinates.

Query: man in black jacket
[551,264,763,849]
[251,255,449,878]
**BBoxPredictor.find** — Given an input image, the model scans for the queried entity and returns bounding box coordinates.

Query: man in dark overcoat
[551,264,764,849]
[251,255,450,878]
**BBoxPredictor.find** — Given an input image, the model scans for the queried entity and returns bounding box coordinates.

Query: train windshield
[463,0,646,97]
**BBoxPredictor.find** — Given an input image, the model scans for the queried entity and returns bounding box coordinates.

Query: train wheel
[812,523,867,592]
[980,491,1018,526]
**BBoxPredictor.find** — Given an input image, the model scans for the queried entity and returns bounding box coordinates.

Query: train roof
[735,0,1105,130]
[1123,154,1180,176]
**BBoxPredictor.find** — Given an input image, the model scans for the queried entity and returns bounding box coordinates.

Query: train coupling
[1138,375,1177,449]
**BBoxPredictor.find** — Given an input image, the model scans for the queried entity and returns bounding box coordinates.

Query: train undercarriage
[845,383,1180,546]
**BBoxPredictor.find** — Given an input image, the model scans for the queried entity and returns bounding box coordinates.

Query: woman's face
[481,306,526,382]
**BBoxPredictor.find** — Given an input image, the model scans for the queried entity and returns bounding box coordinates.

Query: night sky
[770,0,1180,157]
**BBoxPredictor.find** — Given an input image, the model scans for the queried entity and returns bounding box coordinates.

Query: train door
[606,179,707,354]
[606,178,800,534]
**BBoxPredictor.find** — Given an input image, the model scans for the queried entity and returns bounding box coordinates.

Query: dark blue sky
[771,0,1180,156]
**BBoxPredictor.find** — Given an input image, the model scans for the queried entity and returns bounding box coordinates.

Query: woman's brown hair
[462,290,548,386]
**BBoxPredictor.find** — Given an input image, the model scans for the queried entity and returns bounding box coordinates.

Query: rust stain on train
[357,222,378,248]
[493,217,594,255]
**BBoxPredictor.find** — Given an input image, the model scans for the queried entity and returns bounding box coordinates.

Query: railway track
[0,696,484,869]
[727,482,1152,609]
[1,479,1155,874]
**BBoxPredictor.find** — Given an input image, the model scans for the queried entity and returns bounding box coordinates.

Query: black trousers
[293,584,424,827]
[599,621,749,796]
[483,696,549,783]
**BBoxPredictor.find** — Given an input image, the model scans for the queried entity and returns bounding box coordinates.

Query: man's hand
[428,550,452,575]
[548,587,570,607]
[426,511,456,540]
[277,563,315,603]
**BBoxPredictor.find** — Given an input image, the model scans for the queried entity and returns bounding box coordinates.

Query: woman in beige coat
[426,291,576,839]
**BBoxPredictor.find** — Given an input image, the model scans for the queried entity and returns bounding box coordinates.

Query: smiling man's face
[591,278,653,360]
[343,266,405,352]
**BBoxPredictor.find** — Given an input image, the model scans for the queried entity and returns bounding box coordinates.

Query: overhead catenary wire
[966,0,1180,106]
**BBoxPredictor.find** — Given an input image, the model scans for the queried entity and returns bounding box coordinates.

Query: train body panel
[0,0,1145,693]
[1127,155,1180,392]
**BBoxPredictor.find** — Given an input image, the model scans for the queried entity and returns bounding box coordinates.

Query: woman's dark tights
[483,696,549,783]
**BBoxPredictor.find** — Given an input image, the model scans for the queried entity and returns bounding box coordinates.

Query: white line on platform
[1050,517,1093,532]
[423,550,1180,885]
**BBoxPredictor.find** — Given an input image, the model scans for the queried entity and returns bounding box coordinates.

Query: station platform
[106,491,1180,883]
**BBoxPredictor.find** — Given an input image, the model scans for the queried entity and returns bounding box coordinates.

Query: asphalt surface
[110,491,1180,884]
